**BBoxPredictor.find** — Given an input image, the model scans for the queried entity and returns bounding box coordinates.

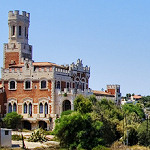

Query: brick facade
[4,52,19,68]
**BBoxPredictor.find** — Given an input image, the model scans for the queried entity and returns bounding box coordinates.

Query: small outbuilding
[0,128,12,147]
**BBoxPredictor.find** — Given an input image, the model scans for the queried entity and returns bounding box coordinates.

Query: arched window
[24,103,27,114]
[8,103,12,113]
[41,80,46,89]
[29,103,32,116]
[25,80,31,89]
[62,100,71,112]
[10,81,15,90]
[39,103,43,114]
[45,103,48,115]
[13,103,17,112]
[56,81,60,89]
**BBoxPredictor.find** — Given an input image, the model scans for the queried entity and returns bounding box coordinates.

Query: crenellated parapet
[1,60,54,81]
[69,59,90,73]
[8,10,30,22]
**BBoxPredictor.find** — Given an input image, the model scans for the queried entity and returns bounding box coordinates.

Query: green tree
[54,112,103,150]
[91,99,123,145]
[89,95,97,105]
[3,112,22,129]
[122,103,145,119]
[137,120,150,146]
[61,110,74,117]
[126,93,131,98]
[74,95,92,114]
[139,96,150,108]
[121,103,145,145]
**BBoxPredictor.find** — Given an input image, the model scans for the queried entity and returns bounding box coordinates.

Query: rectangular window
[25,27,26,37]
[12,26,15,36]
[25,81,31,89]
[10,81,15,89]
[41,80,46,89]
[5,130,9,135]
[19,26,21,36]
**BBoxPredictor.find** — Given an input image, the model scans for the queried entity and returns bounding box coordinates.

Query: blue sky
[0,0,150,96]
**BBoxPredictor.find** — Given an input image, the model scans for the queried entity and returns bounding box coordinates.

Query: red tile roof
[92,90,115,97]
[9,62,67,69]
[133,95,142,99]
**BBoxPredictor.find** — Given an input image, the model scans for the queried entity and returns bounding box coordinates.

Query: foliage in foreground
[3,112,22,129]
[122,103,145,119]
[54,111,103,150]
[54,95,150,149]
[54,95,124,149]
[28,128,47,142]
[137,120,150,146]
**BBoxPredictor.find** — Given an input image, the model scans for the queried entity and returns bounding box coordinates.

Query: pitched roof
[92,90,115,97]
[33,62,63,68]
[9,62,67,69]
[133,95,142,99]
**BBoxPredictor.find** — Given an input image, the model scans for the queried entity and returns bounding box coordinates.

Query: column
[51,79,55,114]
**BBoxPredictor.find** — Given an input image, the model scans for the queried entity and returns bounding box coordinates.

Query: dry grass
[111,141,150,150]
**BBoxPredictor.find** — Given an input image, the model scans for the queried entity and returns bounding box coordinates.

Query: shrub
[54,112,103,150]
[28,128,47,142]
[3,112,22,129]
[61,110,74,117]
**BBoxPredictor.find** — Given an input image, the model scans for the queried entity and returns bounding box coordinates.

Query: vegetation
[54,95,124,149]
[12,134,26,141]
[137,120,150,146]
[54,95,150,149]
[28,128,47,142]
[74,94,92,114]
[3,112,22,129]
[122,103,145,119]
[139,96,150,108]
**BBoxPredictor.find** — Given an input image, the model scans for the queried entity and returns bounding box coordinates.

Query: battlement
[107,85,120,89]
[8,10,30,21]
[70,59,90,73]
[55,67,69,74]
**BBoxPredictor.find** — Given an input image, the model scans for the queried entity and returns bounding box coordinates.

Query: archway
[22,120,31,130]
[39,121,47,130]
[62,100,71,112]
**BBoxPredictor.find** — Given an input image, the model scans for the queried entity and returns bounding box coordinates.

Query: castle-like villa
[0,11,121,130]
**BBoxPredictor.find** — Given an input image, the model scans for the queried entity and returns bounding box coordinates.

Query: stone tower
[3,10,32,68]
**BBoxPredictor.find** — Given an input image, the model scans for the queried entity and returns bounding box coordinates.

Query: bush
[28,128,47,142]
[54,112,103,150]
[137,120,150,146]
[3,112,22,129]
[61,110,74,117]
[74,95,92,114]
